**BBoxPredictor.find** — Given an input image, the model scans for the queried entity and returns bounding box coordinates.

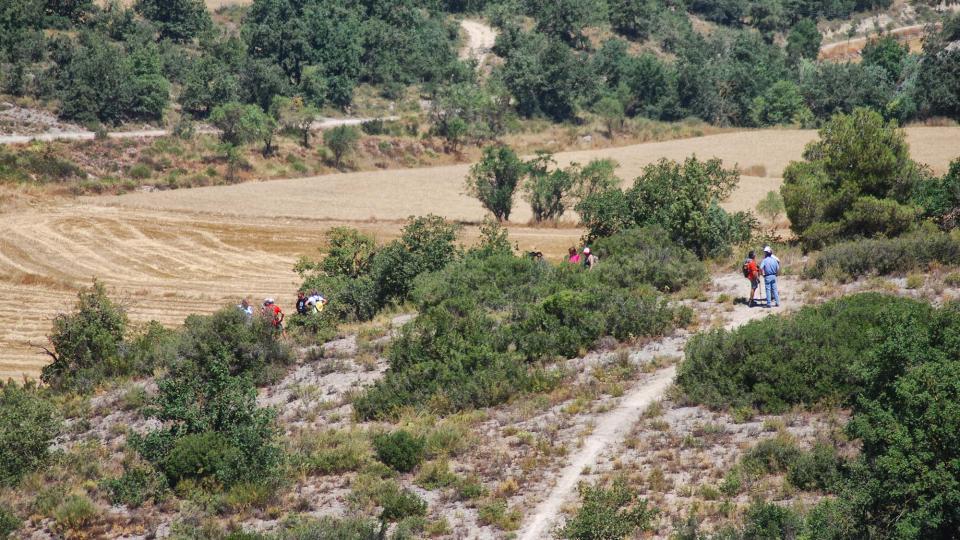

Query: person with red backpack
[742,250,761,307]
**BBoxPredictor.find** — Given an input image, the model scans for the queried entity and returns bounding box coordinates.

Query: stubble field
[1,127,956,379]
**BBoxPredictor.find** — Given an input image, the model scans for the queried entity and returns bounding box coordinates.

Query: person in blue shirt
[759,246,781,308]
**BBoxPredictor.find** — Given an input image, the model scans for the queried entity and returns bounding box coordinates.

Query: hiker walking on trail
[582,247,598,270]
[743,251,761,307]
[759,246,781,308]
[568,247,581,264]
[296,291,308,315]
[263,298,286,336]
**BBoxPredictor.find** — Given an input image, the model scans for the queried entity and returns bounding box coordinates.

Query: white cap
[264,298,274,304]
[583,247,591,254]
[763,246,772,254]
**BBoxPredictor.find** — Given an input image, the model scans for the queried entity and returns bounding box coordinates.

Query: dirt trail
[819,23,928,59]
[459,19,497,66]
[0,117,394,146]
[517,274,796,539]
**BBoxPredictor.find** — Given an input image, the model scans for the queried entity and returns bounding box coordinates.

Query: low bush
[741,501,802,539]
[101,464,167,507]
[292,429,371,475]
[787,443,841,492]
[41,281,128,392]
[280,516,380,539]
[0,505,20,539]
[740,435,801,478]
[373,430,425,473]
[0,380,61,486]
[559,477,657,540]
[677,293,934,413]
[591,227,706,293]
[53,494,98,533]
[806,230,960,280]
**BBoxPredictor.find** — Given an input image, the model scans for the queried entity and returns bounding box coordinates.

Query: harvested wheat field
[1,127,957,379]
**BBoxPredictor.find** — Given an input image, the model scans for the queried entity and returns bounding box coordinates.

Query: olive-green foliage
[576,157,754,258]
[54,33,170,124]
[523,152,577,222]
[590,227,706,293]
[681,292,960,536]
[0,505,20,539]
[0,146,84,184]
[53,494,98,532]
[915,14,960,120]
[209,102,275,153]
[373,430,425,473]
[278,516,380,539]
[298,216,462,323]
[559,477,657,540]
[748,80,810,127]
[134,0,211,42]
[0,380,61,486]
[324,125,360,168]
[42,281,128,392]
[291,429,371,475]
[677,293,934,413]
[913,158,960,227]
[805,230,960,280]
[786,19,821,62]
[781,108,926,249]
[842,332,960,538]
[131,308,287,489]
[466,145,526,222]
[101,464,167,507]
[354,227,693,419]
[741,501,802,540]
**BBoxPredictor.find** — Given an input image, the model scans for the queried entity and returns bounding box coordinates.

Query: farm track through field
[1,128,957,379]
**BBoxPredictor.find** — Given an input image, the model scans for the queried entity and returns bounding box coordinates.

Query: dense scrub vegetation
[783,108,960,250]
[806,229,960,279]
[678,292,960,537]
[353,224,697,419]
[2,0,959,134]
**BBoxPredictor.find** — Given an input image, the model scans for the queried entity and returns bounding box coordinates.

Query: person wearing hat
[262,298,286,336]
[582,247,598,270]
[758,246,781,308]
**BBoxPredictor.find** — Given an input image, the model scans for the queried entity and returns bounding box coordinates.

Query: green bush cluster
[297,216,461,323]
[677,293,932,413]
[806,229,960,280]
[0,505,20,539]
[727,435,841,494]
[354,226,696,419]
[101,464,167,507]
[576,157,754,258]
[680,292,960,536]
[371,431,425,474]
[559,477,657,540]
[0,146,85,184]
[0,380,61,486]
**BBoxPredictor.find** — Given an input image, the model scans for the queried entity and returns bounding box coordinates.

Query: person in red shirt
[262,298,286,337]
[743,250,761,307]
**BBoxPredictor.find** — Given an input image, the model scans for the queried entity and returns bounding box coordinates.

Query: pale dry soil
[1,127,957,379]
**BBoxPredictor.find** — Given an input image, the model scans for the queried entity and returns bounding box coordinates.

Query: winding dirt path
[517,274,796,539]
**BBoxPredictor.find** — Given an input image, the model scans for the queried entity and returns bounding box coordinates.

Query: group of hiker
[742,246,781,308]
[527,246,599,269]
[237,291,328,337]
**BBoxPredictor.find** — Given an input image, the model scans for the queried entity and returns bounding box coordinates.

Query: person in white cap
[759,246,781,307]
[582,247,598,270]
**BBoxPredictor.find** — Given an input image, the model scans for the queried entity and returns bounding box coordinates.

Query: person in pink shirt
[568,247,581,264]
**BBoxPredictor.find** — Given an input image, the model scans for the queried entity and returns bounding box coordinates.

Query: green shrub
[455,475,487,500]
[591,227,706,293]
[465,145,526,222]
[373,430,425,473]
[677,293,934,413]
[280,516,379,539]
[559,477,657,540]
[162,431,243,486]
[0,380,61,486]
[0,505,20,539]
[787,443,841,492]
[53,494,98,532]
[293,429,371,475]
[805,231,960,280]
[128,163,153,180]
[576,157,755,258]
[478,498,521,531]
[101,464,167,507]
[740,435,801,478]
[42,281,128,392]
[742,501,801,540]
[324,125,360,168]
[414,459,458,490]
